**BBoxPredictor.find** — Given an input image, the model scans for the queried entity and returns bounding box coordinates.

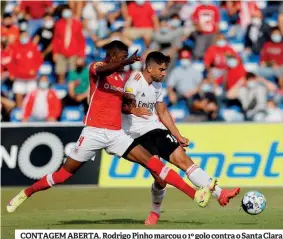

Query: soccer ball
[241,191,266,215]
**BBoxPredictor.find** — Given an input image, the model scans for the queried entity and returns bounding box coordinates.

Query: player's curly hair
[145,51,171,66]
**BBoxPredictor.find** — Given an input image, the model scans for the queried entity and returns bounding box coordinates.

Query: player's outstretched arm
[93,50,141,77]
[155,102,189,146]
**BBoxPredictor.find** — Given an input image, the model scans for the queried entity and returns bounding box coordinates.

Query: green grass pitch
[2,187,283,239]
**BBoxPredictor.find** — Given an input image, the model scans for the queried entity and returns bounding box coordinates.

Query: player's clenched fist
[176,135,190,147]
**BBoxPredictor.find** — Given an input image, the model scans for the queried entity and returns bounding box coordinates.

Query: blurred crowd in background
[1,0,283,123]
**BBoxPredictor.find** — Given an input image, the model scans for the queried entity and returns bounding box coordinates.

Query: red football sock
[24,167,72,197]
[146,156,196,199]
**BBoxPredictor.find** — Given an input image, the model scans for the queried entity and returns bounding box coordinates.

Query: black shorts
[133,129,179,161]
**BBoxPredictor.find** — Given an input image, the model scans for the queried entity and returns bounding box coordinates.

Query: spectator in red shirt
[1,36,13,81]
[9,31,43,107]
[258,27,283,83]
[52,5,86,84]
[204,33,238,79]
[190,1,220,59]
[22,75,62,122]
[20,0,53,37]
[1,13,20,45]
[216,54,246,91]
[124,0,160,48]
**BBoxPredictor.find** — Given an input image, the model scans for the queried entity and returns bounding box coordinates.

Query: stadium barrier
[1,123,101,186]
[98,123,283,187]
[1,123,282,187]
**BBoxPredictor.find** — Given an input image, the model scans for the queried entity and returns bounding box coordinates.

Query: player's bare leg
[169,146,240,206]
[7,157,84,213]
[124,145,216,209]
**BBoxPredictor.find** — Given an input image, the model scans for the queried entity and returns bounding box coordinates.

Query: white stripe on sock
[186,164,198,176]
[46,173,54,186]
[159,166,170,180]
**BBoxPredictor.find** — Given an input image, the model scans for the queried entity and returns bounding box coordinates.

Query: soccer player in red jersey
[7,41,216,214]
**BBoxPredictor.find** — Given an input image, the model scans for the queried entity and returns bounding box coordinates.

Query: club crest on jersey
[134,73,141,81]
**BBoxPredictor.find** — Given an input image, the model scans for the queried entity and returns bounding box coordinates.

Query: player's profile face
[116,51,128,62]
[109,50,128,72]
[150,62,167,82]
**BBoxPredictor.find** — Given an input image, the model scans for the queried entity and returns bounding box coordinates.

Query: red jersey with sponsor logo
[192,5,220,34]
[84,62,126,130]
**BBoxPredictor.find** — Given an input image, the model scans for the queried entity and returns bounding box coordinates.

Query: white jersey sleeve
[124,74,141,96]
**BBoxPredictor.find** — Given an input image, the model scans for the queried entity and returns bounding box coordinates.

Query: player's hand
[177,135,189,147]
[125,50,141,65]
[131,107,152,119]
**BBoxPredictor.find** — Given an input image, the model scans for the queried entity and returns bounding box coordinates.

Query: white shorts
[13,80,37,95]
[69,126,134,162]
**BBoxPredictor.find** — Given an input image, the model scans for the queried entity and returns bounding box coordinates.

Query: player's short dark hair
[3,13,12,19]
[103,40,128,55]
[145,51,171,66]
[271,26,280,32]
[246,72,256,80]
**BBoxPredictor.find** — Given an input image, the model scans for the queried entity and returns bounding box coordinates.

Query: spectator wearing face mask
[22,75,62,122]
[1,13,20,45]
[227,72,277,121]
[152,14,186,54]
[19,0,53,37]
[33,14,55,62]
[244,10,271,55]
[167,48,202,106]
[124,0,160,48]
[189,92,221,122]
[9,31,43,108]
[264,97,283,122]
[204,33,238,79]
[190,0,220,59]
[258,27,283,83]
[151,14,188,72]
[215,54,246,91]
[52,5,86,84]
[64,58,89,112]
